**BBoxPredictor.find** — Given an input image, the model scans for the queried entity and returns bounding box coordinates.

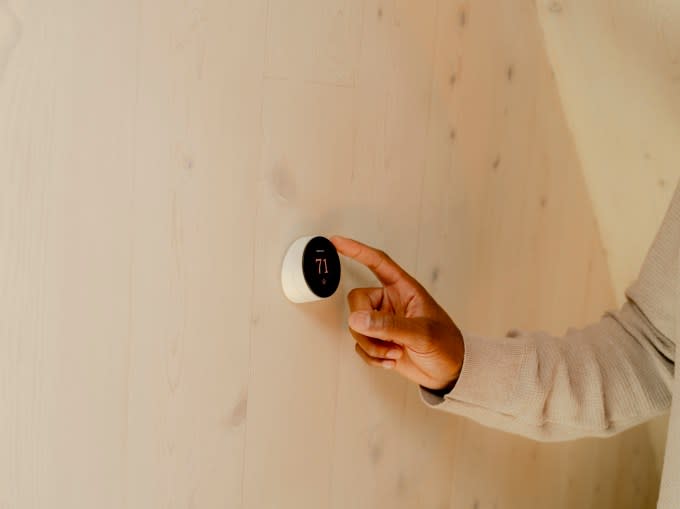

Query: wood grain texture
[535,0,680,301]
[417,2,662,509]
[0,1,667,508]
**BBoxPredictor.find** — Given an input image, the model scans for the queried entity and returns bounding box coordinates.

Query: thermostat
[281,235,341,303]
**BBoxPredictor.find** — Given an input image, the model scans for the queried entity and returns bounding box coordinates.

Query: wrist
[424,371,459,397]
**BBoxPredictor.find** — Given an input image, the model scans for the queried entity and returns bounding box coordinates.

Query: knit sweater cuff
[419,331,528,413]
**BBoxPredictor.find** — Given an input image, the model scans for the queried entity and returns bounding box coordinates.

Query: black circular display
[302,236,341,298]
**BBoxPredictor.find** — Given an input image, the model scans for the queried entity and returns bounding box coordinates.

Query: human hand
[330,236,465,392]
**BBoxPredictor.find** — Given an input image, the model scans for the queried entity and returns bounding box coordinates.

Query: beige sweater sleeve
[420,181,679,442]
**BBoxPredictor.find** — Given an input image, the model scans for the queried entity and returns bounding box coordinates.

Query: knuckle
[370,312,385,332]
[355,342,381,367]
[348,327,359,341]
[379,345,393,358]
[376,249,390,264]
[366,312,377,329]
[358,335,377,356]
[381,313,395,332]
[367,342,383,358]
[370,254,385,273]
[382,251,394,264]
[347,289,361,310]
[378,249,398,269]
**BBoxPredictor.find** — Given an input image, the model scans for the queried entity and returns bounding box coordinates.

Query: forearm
[420,300,674,441]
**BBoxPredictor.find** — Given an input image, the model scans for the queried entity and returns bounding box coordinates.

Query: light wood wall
[0,1,671,508]
[534,0,680,494]
[536,0,680,301]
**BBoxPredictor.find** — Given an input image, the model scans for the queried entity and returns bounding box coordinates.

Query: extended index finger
[330,235,409,287]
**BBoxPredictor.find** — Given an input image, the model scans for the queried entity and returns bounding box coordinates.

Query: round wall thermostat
[281,235,341,303]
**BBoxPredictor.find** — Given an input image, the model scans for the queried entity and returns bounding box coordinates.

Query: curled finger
[349,326,403,360]
[354,343,396,369]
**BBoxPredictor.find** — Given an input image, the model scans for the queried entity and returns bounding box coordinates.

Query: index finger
[330,235,410,287]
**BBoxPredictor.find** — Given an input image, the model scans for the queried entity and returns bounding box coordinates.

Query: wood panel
[0,1,667,508]
[416,2,660,509]
[535,0,680,300]
[125,1,267,506]
[535,0,680,486]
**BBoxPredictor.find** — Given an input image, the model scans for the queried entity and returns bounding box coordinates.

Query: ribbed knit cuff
[418,330,528,412]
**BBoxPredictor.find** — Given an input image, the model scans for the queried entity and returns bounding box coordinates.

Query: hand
[330,235,465,392]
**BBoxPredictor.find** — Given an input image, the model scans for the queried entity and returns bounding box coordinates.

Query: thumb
[348,311,434,352]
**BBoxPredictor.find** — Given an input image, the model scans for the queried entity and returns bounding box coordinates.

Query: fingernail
[381,360,395,369]
[349,311,370,330]
[386,349,402,360]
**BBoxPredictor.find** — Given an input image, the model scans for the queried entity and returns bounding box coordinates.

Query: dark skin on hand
[330,235,465,392]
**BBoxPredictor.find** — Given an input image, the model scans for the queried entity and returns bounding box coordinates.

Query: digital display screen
[302,236,341,298]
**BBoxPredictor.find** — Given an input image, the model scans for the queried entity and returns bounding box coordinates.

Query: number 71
[315,258,328,274]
